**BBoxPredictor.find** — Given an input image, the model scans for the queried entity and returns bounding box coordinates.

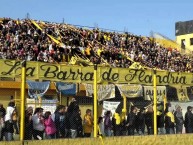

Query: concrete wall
[4,134,193,145]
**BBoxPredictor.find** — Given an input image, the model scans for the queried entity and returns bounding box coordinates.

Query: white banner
[84,84,115,101]
[144,86,166,101]
[116,84,143,98]
[102,101,120,117]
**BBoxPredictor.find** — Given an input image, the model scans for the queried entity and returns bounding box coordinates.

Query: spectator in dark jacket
[54,105,67,138]
[104,111,112,137]
[24,107,33,140]
[136,108,145,135]
[126,106,137,135]
[145,106,153,135]
[0,104,6,140]
[165,107,175,134]
[184,106,193,133]
[157,103,165,134]
[68,98,82,138]
[112,111,121,136]
[174,105,184,134]
[0,104,6,118]
[69,107,82,138]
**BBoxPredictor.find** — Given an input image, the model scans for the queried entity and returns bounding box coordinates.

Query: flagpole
[122,93,127,113]
[93,64,98,138]
[153,70,157,135]
[20,60,26,141]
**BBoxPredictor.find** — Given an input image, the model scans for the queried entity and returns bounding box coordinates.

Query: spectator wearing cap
[32,107,45,140]
[184,106,193,133]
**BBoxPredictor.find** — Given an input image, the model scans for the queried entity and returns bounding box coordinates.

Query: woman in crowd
[174,105,184,134]
[44,111,56,139]
[32,107,45,140]
[83,109,93,137]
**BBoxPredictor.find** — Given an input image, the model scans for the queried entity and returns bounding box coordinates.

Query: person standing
[4,102,15,141]
[32,108,45,140]
[0,104,6,141]
[184,106,193,133]
[83,109,93,137]
[0,113,5,141]
[44,111,56,139]
[98,117,105,136]
[174,105,184,134]
[112,111,121,136]
[69,107,82,138]
[0,104,6,119]
[157,103,165,135]
[136,108,145,135]
[12,108,19,134]
[104,111,112,137]
[54,105,67,138]
[145,106,154,135]
[126,106,137,136]
[24,107,33,140]
[165,107,175,134]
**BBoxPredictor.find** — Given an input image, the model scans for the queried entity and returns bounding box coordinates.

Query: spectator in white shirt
[32,107,45,140]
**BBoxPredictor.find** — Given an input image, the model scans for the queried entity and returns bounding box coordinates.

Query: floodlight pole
[93,64,98,137]
[153,70,157,135]
[20,60,26,141]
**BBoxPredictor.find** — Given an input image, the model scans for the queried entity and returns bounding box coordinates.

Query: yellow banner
[0,59,193,85]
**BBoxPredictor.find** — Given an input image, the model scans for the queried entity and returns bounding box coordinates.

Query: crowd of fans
[0,18,193,72]
[1,99,193,141]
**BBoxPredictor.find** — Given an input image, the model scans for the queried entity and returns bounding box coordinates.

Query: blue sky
[0,0,192,40]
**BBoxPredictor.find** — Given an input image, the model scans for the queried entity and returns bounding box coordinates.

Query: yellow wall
[155,38,181,51]
[176,33,193,52]
[4,134,193,145]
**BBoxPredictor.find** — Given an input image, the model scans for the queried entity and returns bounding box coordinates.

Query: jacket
[165,112,175,128]
[83,114,93,133]
[69,111,82,130]
[184,111,193,129]
[44,116,56,135]
[4,106,15,133]
[126,112,136,128]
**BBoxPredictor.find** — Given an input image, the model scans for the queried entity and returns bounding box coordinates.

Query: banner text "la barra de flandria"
[0,60,192,85]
